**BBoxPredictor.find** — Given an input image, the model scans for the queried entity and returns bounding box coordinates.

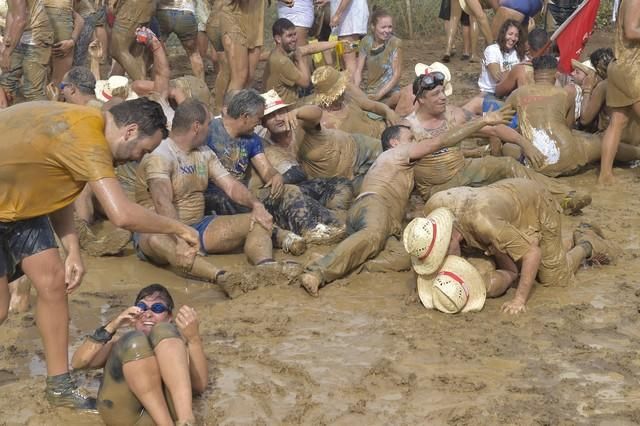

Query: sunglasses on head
[136,302,171,314]
[413,72,446,104]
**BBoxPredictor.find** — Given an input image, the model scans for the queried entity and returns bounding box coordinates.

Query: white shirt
[478,44,520,93]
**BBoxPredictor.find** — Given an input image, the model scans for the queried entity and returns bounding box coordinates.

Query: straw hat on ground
[414,61,453,96]
[417,255,487,313]
[261,89,290,115]
[311,66,348,107]
[95,75,138,102]
[171,75,211,106]
[403,207,455,275]
[571,59,596,75]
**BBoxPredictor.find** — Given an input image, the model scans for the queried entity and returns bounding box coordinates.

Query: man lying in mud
[402,67,591,214]
[71,283,207,425]
[297,107,515,296]
[504,55,640,177]
[258,90,353,244]
[0,99,199,410]
[410,178,616,314]
[135,100,301,284]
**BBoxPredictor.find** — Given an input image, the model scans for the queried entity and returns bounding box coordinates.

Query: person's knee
[148,322,181,350]
[32,261,66,300]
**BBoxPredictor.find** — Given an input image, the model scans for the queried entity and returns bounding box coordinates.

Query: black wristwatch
[89,325,115,343]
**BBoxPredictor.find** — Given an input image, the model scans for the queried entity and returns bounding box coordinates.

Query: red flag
[551,0,601,73]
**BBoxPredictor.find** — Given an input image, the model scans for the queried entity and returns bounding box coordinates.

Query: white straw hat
[261,89,290,115]
[403,207,454,275]
[571,59,596,75]
[414,61,453,96]
[418,255,487,313]
[95,75,138,102]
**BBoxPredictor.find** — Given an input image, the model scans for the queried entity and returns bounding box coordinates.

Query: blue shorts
[132,214,216,262]
[482,94,519,129]
[500,0,543,18]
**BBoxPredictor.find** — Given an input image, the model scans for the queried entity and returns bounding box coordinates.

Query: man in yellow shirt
[0,98,199,411]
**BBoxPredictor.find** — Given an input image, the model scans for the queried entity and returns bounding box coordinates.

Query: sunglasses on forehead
[136,302,171,314]
[413,72,446,104]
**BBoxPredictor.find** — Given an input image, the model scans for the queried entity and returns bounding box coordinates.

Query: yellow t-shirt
[0,102,116,221]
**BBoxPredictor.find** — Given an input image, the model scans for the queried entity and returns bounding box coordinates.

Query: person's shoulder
[484,43,500,55]
[389,35,402,48]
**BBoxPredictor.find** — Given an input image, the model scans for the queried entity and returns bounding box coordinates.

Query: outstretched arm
[347,83,401,125]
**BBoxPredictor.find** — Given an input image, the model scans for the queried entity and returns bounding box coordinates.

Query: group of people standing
[0,0,639,424]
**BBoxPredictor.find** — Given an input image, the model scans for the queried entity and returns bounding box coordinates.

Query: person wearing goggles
[71,283,208,425]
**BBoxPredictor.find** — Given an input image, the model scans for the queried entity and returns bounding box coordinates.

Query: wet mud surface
[2,31,640,425]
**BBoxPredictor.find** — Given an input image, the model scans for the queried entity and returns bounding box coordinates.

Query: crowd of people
[0,0,638,423]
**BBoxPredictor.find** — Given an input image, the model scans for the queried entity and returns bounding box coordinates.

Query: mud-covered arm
[175,306,208,394]
[501,242,541,314]
[1,0,27,67]
[494,66,521,97]
[148,178,179,219]
[348,83,400,123]
[371,44,403,101]
[295,104,323,131]
[579,80,606,127]
[213,173,273,230]
[623,0,640,40]
[131,28,170,99]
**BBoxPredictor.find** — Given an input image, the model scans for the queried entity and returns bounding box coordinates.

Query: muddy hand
[250,204,273,231]
[178,225,200,252]
[176,306,200,342]
[385,110,401,126]
[88,40,104,59]
[501,298,526,315]
[114,306,143,329]
[285,110,298,131]
[523,144,545,170]
[175,237,197,271]
[484,105,515,126]
[52,40,75,57]
[64,250,86,294]
[265,173,284,199]
[45,82,60,101]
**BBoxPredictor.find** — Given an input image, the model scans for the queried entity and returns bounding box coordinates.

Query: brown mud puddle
[2,30,640,425]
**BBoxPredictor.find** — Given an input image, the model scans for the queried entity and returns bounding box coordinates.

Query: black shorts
[0,216,58,281]
[439,0,470,26]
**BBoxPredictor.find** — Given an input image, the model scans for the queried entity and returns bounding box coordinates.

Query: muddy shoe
[302,224,347,245]
[76,218,131,256]
[560,191,592,215]
[573,223,617,265]
[298,272,322,297]
[281,232,307,256]
[216,271,245,299]
[258,260,304,281]
[46,374,98,412]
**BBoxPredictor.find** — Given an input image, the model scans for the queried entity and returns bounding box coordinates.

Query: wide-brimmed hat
[403,207,455,275]
[414,62,453,96]
[571,59,596,75]
[171,75,211,106]
[261,89,290,115]
[417,255,487,313]
[95,76,138,102]
[311,66,348,107]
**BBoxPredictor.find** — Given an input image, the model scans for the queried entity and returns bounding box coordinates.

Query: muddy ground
[2,31,640,425]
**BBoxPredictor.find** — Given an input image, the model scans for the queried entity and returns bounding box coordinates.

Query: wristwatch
[89,325,115,343]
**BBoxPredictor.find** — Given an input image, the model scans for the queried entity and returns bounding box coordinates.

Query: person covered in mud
[57,65,103,108]
[263,17,347,104]
[110,0,155,80]
[503,55,640,177]
[565,57,597,128]
[0,98,200,411]
[71,283,207,425]
[402,65,588,214]
[599,0,640,185]
[297,107,515,297]
[135,99,301,283]
[308,65,401,139]
[258,89,354,243]
[493,27,549,98]
[411,178,616,314]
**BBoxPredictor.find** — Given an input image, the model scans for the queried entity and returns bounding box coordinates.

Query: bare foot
[8,276,31,313]
[299,273,321,297]
[597,173,617,186]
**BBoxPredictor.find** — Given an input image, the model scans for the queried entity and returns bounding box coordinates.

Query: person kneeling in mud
[297,107,515,296]
[72,284,206,425]
[406,178,617,315]
[135,100,297,285]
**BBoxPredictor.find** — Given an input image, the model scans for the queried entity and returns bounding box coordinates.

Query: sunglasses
[58,82,70,90]
[413,72,446,104]
[136,302,171,314]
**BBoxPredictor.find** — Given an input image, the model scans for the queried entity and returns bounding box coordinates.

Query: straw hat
[414,62,453,96]
[171,75,211,106]
[418,255,487,313]
[403,207,455,275]
[311,66,348,107]
[95,75,138,102]
[571,59,596,75]
[261,89,290,115]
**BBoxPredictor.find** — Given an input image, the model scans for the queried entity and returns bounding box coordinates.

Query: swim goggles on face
[414,72,446,104]
[136,302,171,314]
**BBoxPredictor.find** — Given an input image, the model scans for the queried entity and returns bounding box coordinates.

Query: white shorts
[330,0,369,37]
[277,0,314,28]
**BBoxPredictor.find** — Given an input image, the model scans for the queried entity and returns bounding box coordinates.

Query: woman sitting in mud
[308,65,401,139]
[71,284,207,425]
